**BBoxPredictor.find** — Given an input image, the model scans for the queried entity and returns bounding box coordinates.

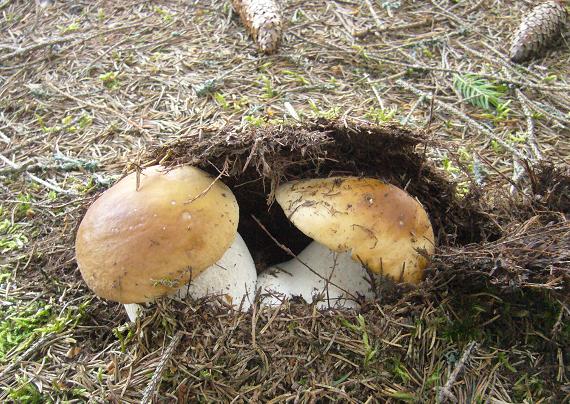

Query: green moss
[7,377,44,403]
[0,299,89,361]
[0,302,53,361]
[0,219,29,253]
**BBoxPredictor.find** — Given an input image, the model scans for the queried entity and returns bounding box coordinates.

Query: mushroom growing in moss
[75,165,257,321]
[258,177,435,308]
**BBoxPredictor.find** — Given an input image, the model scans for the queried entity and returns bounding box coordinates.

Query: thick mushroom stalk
[257,241,374,309]
[258,176,435,307]
[177,233,257,309]
[75,165,256,321]
[125,233,257,322]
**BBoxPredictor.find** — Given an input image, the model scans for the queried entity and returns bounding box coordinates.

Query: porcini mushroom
[75,165,257,321]
[258,176,435,308]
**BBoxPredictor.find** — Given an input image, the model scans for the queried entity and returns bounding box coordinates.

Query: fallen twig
[516,90,541,160]
[515,89,570,126]
[46,83,144,131]
[0,0,12,11]
[437,341,478,403]
[141,331,183,404]
[292,34,570,92]
[500,67,542,160]
[0,153,76,194]
[363,0,384,30]
[0,24,137,63]
[395,79,528,160]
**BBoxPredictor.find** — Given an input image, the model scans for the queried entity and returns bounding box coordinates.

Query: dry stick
[509,160,526,196]
[0,153,75,194]
[0,129,9,143]
[0,24,138,63]
[363,0,384,29]
[437,341,478,403]
[395,79,528,161]
[430,0,477,31]
[140,331,183,404]
[357,0,483,37]
[515,90,542,160]
[0,160,54,175]
[249,302,270,373]
[0,0,12,11]
[27,172,75,195]
[366,17,570,91]
[480,41,570,88]
[460,42,548,115]
[501,67,543,161]
[0,36,77,62]
[515,89,570,126]
[402,95,426,126]
[458,43,540,85]
[292,33,570,92]
[46,83,144,131]
[497,69,540,195]
[385,59,570,92]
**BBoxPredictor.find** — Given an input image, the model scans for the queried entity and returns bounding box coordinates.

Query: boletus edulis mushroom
[258,177,435,308]
[75,165,257,321]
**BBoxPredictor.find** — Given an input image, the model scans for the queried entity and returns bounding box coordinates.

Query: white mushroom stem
[124,303,142,323]
[124,233,257,322]
[257,241,375,309]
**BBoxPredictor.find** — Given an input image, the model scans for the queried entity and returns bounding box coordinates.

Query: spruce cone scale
[231,0,283,54]
[510,0,568,63]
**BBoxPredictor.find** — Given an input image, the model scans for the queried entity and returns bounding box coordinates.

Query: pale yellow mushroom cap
[275,177,435,284]
[75,165,239,303]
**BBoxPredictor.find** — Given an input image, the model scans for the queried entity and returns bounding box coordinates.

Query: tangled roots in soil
[527,162,570,214]
[430,213,569,297]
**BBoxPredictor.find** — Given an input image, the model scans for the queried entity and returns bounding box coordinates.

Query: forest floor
[0,1,569,402]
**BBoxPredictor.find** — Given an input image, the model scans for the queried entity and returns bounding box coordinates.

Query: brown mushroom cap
[276,177,435,284]
[75,165,239,303]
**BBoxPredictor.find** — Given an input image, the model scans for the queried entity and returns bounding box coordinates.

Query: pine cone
[509,0,568,63]
[231,0,283,54]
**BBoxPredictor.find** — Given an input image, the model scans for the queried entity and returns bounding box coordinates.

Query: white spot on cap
[171,200,176,205]
[182,211,192,221]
